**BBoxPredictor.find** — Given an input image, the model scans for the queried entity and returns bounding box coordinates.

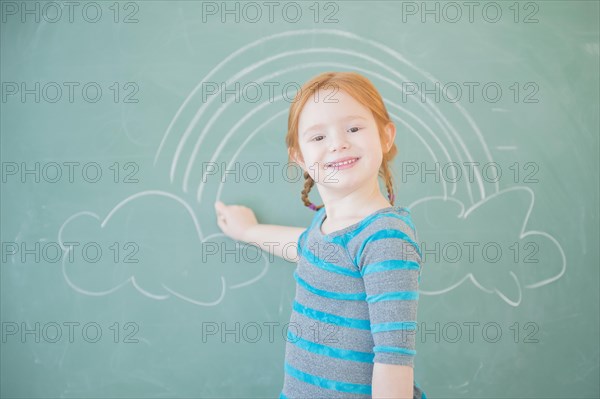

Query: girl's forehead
[299,89,370,121]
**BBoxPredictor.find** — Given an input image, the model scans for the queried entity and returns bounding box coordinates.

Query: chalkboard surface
[1,1,598,398]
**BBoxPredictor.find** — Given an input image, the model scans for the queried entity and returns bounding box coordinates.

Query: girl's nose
[328,131,350,152]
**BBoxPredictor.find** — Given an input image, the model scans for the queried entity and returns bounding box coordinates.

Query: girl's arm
[355,213,422,398]
[243,224,305,262]
[214,201,304,262]
[372,363,414,399]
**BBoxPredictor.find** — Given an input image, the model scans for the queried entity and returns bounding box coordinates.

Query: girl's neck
[321,192,393,222]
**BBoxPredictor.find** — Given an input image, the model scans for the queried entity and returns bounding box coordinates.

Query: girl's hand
[214,200,258,242]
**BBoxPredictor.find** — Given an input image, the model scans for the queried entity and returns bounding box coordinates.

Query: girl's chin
[318,177,364,190]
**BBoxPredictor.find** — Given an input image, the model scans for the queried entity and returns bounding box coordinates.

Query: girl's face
[294,88,394,193]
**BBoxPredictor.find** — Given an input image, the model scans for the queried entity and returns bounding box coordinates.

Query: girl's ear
[288,148,306,172]
[383,122,396,153]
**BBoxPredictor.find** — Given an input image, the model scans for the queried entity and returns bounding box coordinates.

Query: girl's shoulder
[347,206,418,246]
[349,207,422,268]
[361,206,416,235]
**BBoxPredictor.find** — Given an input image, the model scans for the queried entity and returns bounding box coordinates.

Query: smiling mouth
[324,157,360,169]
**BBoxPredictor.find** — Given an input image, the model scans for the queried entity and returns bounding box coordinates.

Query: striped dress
[280,206,425,399]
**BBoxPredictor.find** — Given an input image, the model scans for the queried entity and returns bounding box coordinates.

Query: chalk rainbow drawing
[59,29,565,306]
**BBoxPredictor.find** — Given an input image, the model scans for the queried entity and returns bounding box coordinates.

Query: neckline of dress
[316,205,404,238]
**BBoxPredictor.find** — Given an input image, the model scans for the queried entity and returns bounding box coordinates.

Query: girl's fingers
[215,201,227,224]
[215,203,233,238]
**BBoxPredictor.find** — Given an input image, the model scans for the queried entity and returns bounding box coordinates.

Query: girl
[215,72,425,399]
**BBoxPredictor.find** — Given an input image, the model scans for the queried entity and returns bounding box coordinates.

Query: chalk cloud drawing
[410,187,565,306]
[57,29,565,306]
[58,191,270,305]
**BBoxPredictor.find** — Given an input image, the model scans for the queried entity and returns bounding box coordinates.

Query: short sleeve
[356,216,422,367]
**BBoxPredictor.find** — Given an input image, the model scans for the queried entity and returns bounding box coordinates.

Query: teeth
[326,158,358,168]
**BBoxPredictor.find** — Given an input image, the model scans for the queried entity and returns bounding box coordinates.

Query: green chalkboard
[1,1,598,398]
